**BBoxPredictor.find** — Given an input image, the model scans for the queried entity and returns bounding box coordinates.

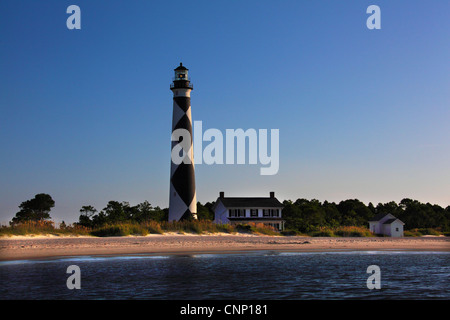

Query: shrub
[215,223,234,233]
[0,221,90,237]
[333,226,373,237]
[252,223,279,235]
[281,230,297,236]
[417,228,441,236]
[142,220,164,234]
[404,228,443,237]
[235,224,252,232]
[310,230,335,237]
[281,229,309,236]
[308,226,373,237]
[186,221,203,234]
[233,223,279,235]
[91,223,148,237]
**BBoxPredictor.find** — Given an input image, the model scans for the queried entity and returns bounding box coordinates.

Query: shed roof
[383,218,405,225]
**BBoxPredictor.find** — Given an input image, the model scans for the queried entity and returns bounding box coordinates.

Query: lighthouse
[169,63,197,221]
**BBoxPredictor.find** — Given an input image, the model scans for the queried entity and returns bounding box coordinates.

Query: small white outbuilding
[369,213,405,237]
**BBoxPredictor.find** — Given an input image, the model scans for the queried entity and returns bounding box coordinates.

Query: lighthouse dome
[174,62,188,71]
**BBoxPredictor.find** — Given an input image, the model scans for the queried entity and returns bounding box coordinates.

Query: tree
[92,211,108,227]
[282,200,306,232]
[80,205,97,218]
[11,193,55,224]
[337,199,372,226]
[322,201,341,227]
[132,201,166,222]
[76,200,169,227]
[102,201,130,223]
[78,205,97,228]
[197,202,214,220]
[367,202,376,215]
[132,201,153,222]
[302,200,326,228]
[375,201,402,218]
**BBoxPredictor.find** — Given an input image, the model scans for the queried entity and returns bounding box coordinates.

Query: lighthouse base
[180,210,198,221]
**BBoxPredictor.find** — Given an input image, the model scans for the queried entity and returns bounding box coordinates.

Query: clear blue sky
[1,0,449,223]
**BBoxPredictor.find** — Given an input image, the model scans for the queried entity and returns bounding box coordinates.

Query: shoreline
[0,234,449,261]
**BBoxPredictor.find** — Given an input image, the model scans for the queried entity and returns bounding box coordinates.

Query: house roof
[217,197,284,208]
[368,213,391,222]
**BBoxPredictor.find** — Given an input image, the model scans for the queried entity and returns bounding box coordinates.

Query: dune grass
[90,223,149,237]
[234,223,280,236]
[0,221,90,237]
[309,226,374,237]
[280,229,308,236]
[404,228,444,237]
[2,221,444,238]
[0,220,276,237]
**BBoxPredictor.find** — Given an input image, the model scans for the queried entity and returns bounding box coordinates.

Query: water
[0,251,448,299]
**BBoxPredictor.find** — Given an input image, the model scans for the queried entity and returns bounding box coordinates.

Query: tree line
[9,193,450,232]
[282,198,450,232]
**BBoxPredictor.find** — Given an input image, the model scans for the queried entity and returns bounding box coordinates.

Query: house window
[271,209,280,217]
[263,209,270,217]
[250,209,258,217]
[229,209,245,218]
[395,228,399,232]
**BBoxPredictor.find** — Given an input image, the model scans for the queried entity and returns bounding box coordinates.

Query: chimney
[270,192,275,198]
[220,191,225,198]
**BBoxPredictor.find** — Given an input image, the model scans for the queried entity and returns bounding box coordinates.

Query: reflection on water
[0,251,448,299]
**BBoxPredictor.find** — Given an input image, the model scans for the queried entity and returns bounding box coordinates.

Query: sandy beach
[0,234,449,261]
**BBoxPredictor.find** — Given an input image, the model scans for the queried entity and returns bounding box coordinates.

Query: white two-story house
[213,191,285,231]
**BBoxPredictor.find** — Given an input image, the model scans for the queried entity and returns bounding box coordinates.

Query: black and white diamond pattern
[169,95,197,221]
